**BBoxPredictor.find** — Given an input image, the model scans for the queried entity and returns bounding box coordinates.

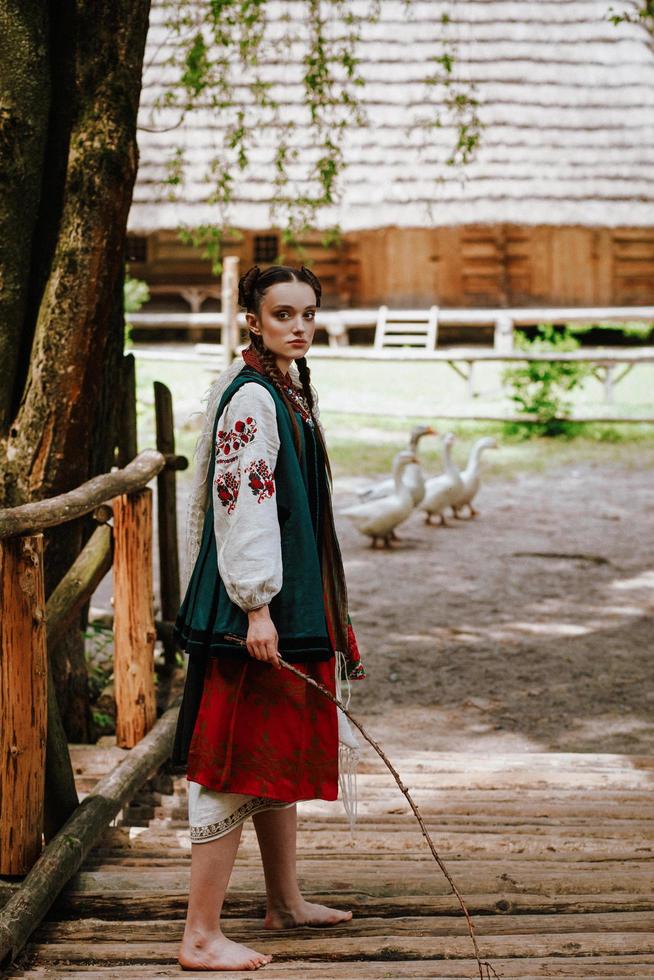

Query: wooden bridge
[4,743,653,978]
[1,367,653,977]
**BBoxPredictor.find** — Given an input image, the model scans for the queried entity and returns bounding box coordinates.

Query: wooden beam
[43,671,78,844]
[112,489,156,748]
[0,702,179,970]
[0,450,165,540]
[0,535,47,875]
[45,525,113,654]
[40,525,114,838]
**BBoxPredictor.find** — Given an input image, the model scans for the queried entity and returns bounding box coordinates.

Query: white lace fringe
[335,648,360,834]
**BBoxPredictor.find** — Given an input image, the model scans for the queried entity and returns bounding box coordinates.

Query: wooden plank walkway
[6,748,654,978]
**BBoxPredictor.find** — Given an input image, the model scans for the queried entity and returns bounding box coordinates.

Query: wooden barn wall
[128,228,358,306]
[129,226,654,310]
[348,226,654,308]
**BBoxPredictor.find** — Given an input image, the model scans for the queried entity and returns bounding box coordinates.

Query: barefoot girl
[171,264,366,971]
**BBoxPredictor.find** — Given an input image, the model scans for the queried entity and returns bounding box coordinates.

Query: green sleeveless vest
[173,366,332,663]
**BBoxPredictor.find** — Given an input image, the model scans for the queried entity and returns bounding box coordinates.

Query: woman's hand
[246,606,281,669]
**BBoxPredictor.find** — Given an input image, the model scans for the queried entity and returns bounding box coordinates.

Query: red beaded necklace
[241,345,312,422]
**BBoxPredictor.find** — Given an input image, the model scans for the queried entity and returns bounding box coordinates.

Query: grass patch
[323,412,654,480]
[133,348,654,484]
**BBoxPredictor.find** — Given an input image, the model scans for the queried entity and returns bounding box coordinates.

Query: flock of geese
[341,425,499,548]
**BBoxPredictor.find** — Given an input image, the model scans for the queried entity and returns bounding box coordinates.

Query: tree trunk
[0,1,51,434]
[0,1,151,735]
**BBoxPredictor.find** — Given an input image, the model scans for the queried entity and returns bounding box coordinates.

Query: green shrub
[502,324,592,438]
[124,273,150,346]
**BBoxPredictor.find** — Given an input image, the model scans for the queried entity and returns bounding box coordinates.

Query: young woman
[171,264,365,971]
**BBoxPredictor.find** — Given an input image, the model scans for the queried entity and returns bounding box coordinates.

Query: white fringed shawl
[180,356,360,828]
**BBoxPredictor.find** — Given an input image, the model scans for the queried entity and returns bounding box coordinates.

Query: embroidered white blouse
[212,382,283,612]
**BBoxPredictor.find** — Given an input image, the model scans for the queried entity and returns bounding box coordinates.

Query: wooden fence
[128,304,654,351]
[0,369,187,878]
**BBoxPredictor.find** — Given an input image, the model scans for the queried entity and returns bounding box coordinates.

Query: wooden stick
[0,703,179,970]
[279,658,498,980]
[0,535,47,875]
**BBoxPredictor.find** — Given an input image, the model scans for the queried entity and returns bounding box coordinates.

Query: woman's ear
[246,312,260,333]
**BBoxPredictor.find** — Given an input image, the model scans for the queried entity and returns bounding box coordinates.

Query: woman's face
[246,279,317,372]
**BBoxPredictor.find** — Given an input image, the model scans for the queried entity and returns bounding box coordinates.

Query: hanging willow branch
[277,658,499,980]
[145,0,482,267]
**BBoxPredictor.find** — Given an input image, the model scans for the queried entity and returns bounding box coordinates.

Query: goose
[451,437,499,519]
[341,450,418,548]
[357,424,437,506]
[420,432,464,526]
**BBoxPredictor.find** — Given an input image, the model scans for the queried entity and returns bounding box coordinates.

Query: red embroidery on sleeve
[216,417,257,457]
[245,459,275,503]
[214,468,241,514]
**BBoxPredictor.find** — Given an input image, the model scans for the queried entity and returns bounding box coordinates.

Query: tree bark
[0,0,151,734]
[4,1,150,507]
[0,1,51,433]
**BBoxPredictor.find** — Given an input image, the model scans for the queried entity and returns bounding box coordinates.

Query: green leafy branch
[145,0,481,269]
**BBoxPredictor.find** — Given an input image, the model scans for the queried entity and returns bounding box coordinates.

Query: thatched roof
[129,1,654,232]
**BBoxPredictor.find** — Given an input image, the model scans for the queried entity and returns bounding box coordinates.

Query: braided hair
[238,263,348,656]
[238,264,330,479]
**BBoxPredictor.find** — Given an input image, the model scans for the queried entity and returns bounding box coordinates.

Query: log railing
[0,403,187,877]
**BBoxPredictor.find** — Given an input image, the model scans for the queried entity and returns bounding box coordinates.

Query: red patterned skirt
[186,654,339,803]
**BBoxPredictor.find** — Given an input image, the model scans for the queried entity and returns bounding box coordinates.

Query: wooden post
[42,520,112,835]
[603,364,615,404]
[0,702,179,968]
[112,489,156,748]
[115,353,137,468]
[494,313,514,353]
[221,255,239,365]
[0,535,47,874]
[467,360,476,399]
[154,381,180,667]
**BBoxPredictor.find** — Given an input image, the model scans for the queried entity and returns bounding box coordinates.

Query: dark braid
[238,263,348,653]
[253,335,303,456]
[296,355,333,485]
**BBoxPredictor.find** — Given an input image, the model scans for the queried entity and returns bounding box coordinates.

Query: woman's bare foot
[178,930,272,971]
[264,899,352,930]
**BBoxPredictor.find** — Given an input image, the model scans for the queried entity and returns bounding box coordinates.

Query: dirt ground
[333,461,654,757]
[96,456,653,757]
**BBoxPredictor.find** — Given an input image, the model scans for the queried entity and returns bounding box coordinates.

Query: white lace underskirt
[187,780,294,843]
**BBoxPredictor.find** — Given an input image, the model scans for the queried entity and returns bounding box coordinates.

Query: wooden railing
[128,305,654,351]
[0,385,187,877]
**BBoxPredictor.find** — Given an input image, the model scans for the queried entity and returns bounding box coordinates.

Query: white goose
[420,432,464,526]
[342,450,418,548]
[357,424,437,506]
[451,437,499,518]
